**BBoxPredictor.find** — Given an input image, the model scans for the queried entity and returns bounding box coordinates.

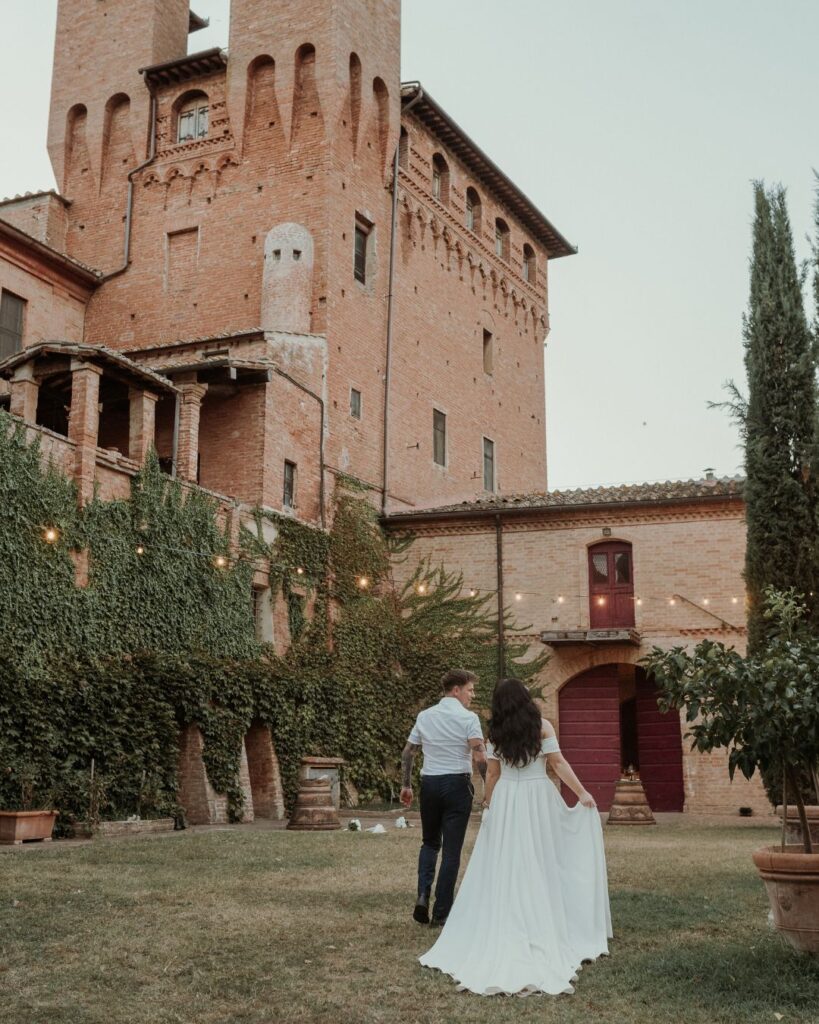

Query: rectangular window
[432,169,441,200]
[495,228,503,258]
[0,291,25,360]
[350,387,362,419]
[483,436,495,492]
[433,409,447,467]
[283,460,297,508]
[466,198,474,231]
[354,216,371,284]
[482,329,493,375]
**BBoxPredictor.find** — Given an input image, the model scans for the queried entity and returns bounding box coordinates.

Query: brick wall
[389,498,772,816]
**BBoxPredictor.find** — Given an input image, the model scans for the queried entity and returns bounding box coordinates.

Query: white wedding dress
[419,735,612,996]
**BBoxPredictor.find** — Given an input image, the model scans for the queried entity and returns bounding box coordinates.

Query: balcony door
[589,542,634,628]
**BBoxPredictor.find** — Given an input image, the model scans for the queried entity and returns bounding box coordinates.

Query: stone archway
[244,720,285,820]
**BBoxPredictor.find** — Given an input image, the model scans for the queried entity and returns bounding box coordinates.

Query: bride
[418,677,612,996]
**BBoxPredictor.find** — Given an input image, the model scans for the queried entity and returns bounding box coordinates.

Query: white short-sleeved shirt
[408,697,484,775]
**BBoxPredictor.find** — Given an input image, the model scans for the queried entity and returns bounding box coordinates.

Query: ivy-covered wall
[0,416,544,828]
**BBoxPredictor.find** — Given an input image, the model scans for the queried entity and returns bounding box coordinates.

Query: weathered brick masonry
[0,0,765,817]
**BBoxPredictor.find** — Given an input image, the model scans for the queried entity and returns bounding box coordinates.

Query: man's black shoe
[413,892,430,924]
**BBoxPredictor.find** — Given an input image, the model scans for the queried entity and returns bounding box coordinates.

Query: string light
[357,576,369,589]
[135,545,145,556]
[557,595,565,604]
[213,555,228,569]
[514,592,523,602]
[417,582,427,595]
[43,527,59,544]
[702,598,709,606]
[596,596,606,606]
[469,589,477,597]
[636,598,643,606]
[731,597,738,604]
[669,598,676,606]
[296,566,305,576]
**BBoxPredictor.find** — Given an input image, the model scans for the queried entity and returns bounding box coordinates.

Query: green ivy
[0,414,547,828]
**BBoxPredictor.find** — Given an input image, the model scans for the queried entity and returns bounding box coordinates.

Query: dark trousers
[417,773,473,922]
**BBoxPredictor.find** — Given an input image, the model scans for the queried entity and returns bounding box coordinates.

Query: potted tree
[0,761,59,845]
[644,588,819,956]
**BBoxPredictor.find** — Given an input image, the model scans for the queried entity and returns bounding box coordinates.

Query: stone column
[9,364,39,423]
[176,382,208,482]
[67,359,103,505]
[128,387,159,464]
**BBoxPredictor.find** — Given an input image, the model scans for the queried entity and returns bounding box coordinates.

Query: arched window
[465,186,481,233]
[522,243,536,285]
[398,127,409,170]
[176,91,209,143]
[495,217,510,261]
[431,152,449,205]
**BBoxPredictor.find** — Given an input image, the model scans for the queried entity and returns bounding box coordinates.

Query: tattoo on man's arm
[401,743,419,788]
[472,741,488,781]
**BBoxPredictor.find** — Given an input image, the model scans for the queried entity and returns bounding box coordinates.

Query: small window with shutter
[433,409,447,466]
[0,291,25,360]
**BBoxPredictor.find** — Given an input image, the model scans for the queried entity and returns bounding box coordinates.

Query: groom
[400,669,487,927]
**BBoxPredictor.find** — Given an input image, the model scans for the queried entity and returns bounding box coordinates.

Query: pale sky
[2,0,817,491]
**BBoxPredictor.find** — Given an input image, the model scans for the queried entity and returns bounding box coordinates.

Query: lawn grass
[2,818,819,1024]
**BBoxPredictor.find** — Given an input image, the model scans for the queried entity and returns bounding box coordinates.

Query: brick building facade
[0,0,764,817]
[385,481,769,816]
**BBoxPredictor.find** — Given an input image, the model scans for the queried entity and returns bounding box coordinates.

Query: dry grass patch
[2,820,819,1023]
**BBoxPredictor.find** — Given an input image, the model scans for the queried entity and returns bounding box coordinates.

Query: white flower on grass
[394,816,408,829]
[366,824,386,834]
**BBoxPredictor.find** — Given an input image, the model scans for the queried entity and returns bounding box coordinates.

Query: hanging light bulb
[214,555,228,569]
[469,589,477,597]
[669,598,676,606]
[296,566,305,576]
[357,576,369,589]
[557,595,565,604]
[597,596,606,605]
[43,526,59,544]
[731,597,738,604]
[702,598,709,606]
[514,592,523,602]
[636,598,643,606]
[417,582,427,595]
[136,544,145,556]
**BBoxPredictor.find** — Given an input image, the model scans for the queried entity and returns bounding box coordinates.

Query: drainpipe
[381,84,424,514]
[100,85,158,282]
[272,366,326,530]
[495,513,505,683]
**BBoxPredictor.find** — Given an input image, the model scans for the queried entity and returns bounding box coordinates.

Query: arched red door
[588,542,635,628]
[636,673,685,811]
[557,665,685,813]
[558,665,621,810]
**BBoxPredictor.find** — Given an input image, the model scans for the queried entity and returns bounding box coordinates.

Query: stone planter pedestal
[775,805,819,847]
[299,757,346,810]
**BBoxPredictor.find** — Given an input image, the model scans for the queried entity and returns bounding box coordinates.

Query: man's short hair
[441,668,478,693]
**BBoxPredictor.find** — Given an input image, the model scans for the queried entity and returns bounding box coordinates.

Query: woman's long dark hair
[487,678,542,766]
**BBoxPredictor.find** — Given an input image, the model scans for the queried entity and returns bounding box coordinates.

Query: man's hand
[399,786,413,808]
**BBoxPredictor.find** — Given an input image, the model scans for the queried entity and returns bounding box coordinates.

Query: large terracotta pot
[0,810,58,845]
[752,845,819,955]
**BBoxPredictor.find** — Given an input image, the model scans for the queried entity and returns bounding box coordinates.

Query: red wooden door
[589,543,635,628]
[558,666,621,810]
[636,674,684,811]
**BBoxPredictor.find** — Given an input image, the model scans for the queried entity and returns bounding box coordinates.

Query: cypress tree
[743,182,819,651]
